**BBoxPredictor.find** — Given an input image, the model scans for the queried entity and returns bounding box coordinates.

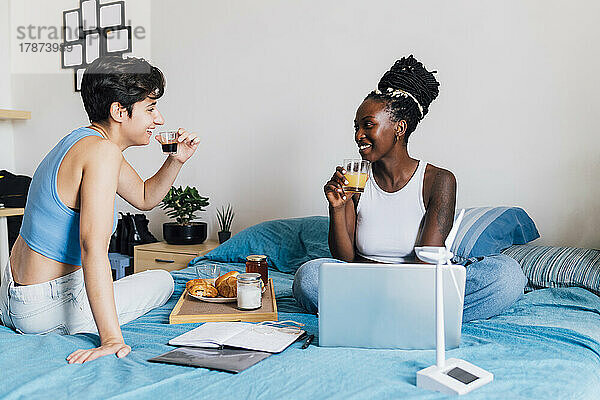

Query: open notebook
[169,321,305,353]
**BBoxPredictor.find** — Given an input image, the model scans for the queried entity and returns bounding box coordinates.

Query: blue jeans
[0,259,174,334]
[292,255,527,322]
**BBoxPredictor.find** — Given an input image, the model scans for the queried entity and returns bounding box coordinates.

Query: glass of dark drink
[159,130,178,154]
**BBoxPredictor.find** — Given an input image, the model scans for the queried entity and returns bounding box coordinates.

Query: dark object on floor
[0,170,32,252]
[109,213,158,256]
[109,218,123,253]
[125,213,143,256]
[135,213,158,244]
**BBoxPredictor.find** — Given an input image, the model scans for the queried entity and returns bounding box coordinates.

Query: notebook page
[169,322,251,348]
[224,325,305,353]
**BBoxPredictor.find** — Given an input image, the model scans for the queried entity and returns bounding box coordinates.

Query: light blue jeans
[292,255,527,322]
[0,259,174,335]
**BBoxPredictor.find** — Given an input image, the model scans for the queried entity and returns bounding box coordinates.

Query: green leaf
[160,185,210,223]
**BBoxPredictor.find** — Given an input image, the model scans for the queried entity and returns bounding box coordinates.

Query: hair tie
[373,88,423,118]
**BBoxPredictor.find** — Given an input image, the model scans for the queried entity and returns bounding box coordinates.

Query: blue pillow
[198,216,331,274]
[451,207,539,261]
[502,245,600,295]
[194,207,538,273]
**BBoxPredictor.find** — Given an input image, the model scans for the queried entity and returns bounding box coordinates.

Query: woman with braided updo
[293,55,526,322]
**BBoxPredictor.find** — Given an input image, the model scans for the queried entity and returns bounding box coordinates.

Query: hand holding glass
[159,130,178,154]
[343,159,370,193]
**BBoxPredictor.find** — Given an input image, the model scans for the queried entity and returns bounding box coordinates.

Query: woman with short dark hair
[293,56,527,321]
[0,56,200,363]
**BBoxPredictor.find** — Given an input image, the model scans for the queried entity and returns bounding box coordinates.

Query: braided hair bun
[367,55,440,143]
[378,55,439,117]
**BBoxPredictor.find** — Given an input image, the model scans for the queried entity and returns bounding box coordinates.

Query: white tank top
[355,160,427,263]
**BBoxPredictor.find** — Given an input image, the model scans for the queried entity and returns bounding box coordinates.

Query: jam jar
[245,255,268,287]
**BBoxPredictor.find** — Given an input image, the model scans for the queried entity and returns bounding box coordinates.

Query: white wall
[8,0,600,248]
[0,0,16,172]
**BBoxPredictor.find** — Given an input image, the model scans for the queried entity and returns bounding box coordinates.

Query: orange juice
[343,173,368,193]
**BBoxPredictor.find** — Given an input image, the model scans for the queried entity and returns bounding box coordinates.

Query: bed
[1,211,599,399]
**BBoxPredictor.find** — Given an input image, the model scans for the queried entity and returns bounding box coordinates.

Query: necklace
[89,123,109,140]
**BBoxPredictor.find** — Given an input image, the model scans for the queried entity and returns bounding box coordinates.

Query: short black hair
[81,56,165,123]
[366,55,439,144]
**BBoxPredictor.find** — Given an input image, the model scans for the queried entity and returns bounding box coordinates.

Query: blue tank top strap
[50,127,104,216]
[20,127,119,266]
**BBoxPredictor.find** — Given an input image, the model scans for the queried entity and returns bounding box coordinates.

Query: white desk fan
[414,209,493,395]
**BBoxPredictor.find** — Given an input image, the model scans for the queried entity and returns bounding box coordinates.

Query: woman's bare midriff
[8,133,105,285]
[10,235,81,285]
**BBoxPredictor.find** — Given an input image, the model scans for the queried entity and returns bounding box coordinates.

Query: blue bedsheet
[1,262,599,399]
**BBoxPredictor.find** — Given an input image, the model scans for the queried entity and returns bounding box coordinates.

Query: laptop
[318,263,466,350]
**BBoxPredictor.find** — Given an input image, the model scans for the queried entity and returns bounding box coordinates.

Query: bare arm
[416,168,457,247]
[117,156,183,211]
[325,166,357,262]
[117,128,199,211]
[67,141,129,364]
[328,201,357,262]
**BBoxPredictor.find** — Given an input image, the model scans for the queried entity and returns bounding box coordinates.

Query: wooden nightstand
[133,240,219,273]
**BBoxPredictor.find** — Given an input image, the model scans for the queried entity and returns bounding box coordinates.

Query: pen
[295,332,307,342]
[301,334,314,349]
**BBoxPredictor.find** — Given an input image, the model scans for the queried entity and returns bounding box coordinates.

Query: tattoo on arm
[430,170,457,242]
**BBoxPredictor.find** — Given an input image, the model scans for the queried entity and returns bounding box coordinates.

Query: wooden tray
[169,278,278,324]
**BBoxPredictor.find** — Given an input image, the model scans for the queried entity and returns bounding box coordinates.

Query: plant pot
[163,222,207,245]
[218,231,231,244]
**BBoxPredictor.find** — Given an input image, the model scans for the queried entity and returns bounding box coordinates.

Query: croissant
[216,271,239,298]
[186,278,210,291]
[189,283,218,298]
[215,271,239,287]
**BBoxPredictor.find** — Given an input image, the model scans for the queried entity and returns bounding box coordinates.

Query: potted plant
[160,186,210,245]
[216,204,235,244]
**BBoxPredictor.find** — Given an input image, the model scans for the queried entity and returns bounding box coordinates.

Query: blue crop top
[20,127,118,266]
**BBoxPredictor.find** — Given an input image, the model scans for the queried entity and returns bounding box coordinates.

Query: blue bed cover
[1,261,599,399]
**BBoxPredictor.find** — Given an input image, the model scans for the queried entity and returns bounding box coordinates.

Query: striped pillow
[502,245,600,295]
[450,207,539,261]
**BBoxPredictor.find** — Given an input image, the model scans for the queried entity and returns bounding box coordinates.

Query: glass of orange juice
[343,159,370,193]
